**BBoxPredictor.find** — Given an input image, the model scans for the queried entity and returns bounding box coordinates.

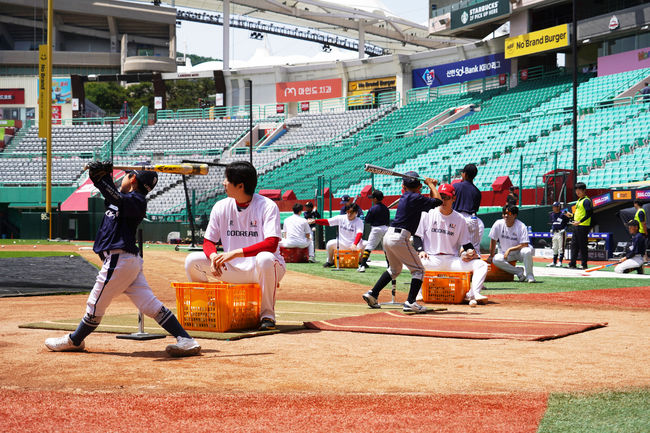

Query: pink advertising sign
[597,47,650,77]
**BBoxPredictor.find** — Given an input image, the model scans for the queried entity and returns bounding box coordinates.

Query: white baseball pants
[383,227,425,281]
[614,255,644,273]
[492,247,534,279]
[365,225,388,251]
[420,255,488,298]
[279,237,315,259]
[184,251,286,321]
[326,239,365,263]
[551,231,566,255]
[86,250,163,320]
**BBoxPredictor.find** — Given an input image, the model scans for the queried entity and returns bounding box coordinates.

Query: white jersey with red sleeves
[204,193,283,268]
[415,207,470,255]
[327,214,364,245]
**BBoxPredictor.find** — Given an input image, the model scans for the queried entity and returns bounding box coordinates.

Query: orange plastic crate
[333,249,360,268]
[173,282,260,332]
[422,271,471,304]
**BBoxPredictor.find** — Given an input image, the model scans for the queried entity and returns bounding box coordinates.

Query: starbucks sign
[451,0,510,30]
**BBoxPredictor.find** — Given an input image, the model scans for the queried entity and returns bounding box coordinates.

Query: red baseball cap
[438,183,455,198]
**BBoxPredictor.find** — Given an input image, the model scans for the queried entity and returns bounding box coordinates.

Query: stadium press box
[173,282,260,332]
[422,271,471,304]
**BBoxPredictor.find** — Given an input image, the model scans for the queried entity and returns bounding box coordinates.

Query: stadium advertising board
[613,190,632,200]
[348,76,396,106]
[37,78,72,104]
[412,53,510,88]
[451,0,510,30]
[505,24,568,59]
[276,78,342,103]
[0,89,25,105]
[597,47,650,77]
[636,190,650,200]
[592,193,612,208]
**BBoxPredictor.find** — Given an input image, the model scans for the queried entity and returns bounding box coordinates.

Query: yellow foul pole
[39,0,53,238]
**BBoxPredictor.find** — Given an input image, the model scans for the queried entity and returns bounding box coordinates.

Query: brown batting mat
[305,311,608,341]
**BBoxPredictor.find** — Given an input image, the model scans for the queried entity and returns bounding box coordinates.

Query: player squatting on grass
[45,161,201,357]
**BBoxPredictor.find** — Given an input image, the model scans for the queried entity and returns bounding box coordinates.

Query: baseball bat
[84,163,209,175]
[363,164,426,182]
[583,263,616,273]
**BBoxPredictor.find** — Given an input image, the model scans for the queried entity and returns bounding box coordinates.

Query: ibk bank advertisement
[276,78,342,103]
[412,53,510,88]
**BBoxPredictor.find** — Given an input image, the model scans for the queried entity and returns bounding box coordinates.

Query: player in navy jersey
[45,161,200,357]
[362,171,442,313]
[452,164,484,253]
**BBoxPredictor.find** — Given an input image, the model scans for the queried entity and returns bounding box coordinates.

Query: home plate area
[305,311,607,341]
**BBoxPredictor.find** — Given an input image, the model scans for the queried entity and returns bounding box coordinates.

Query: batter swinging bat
[363,164,426,182]
[84,163,209,175]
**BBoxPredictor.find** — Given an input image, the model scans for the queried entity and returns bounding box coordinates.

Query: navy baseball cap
[403,171,421,188]
[133,170,158,195]
[552,201,561,207]
[340,194,351,205]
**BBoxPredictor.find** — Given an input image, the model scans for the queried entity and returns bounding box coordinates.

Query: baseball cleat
[165,336,201,357]
[362,291,380,309]
[526,276,537,283]
[473,293,488,304]
[403,301,428,313]
[323,262,334,268]
[258,317,277,331]
[516,271,527,282]
[45,334,85,352]
[357,265,366,273]
[546,263,556,267]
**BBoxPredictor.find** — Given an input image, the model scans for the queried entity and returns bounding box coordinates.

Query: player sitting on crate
[615,220,646,274]
[279,203,315,262]
[308,203,365,267]
[184,161,286,332]
[487,204,536,283]
[414,184,489,304]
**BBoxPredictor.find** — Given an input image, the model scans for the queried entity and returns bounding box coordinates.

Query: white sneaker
[473,293,488,304]
[403,301,428,313]
[362,291,380,309]
[357,265,366,273]
[416,289,423,301]
[166,336,201,357]
[526,276,537,283]
[546,263,556,267]
[45,334,85,352]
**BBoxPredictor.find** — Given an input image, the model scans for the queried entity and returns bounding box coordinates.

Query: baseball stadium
[1,0,649,431]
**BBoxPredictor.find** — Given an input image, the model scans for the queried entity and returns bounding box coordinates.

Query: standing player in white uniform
[414,184,489,304]
[280,203,315,262]
[184,161,286,331]
[45,162,200,357]
[357,190,390,272]
[309,203,365,267]
[487,204,536,283]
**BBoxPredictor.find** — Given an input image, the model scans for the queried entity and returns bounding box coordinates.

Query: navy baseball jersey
[365,202,390,227]
[391,191,442,234]
[452,180,482,214]
[92,174,146,255]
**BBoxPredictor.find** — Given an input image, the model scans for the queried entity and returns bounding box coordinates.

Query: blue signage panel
[412,53,510,88]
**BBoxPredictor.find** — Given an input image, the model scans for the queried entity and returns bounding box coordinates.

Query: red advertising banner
[520,69,528,81]
[0,89,25,105]
[300,102,310,112]
[276,78,342,102]
[52,105,62,124]
[276,103,285,114]
[499,73,507,85]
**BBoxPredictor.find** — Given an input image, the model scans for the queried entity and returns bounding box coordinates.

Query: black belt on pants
[394,228,402,233]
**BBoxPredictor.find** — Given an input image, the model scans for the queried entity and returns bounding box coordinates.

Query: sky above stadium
[176,1,427,68]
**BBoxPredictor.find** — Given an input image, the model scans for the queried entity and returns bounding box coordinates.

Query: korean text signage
[276,78,342,103]
[451,0,509,30]
[505,24,569,59]
[0,89,25,105]
[412,53,510,88]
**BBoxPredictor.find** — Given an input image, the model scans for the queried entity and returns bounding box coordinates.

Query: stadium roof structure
[156,0,478,54]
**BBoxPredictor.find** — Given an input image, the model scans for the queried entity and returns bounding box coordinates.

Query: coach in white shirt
[487,204,535,283]
[415,184,489,304]
[280,203,315,262]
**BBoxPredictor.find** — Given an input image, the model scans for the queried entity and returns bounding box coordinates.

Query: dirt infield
[1,245,649,431]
